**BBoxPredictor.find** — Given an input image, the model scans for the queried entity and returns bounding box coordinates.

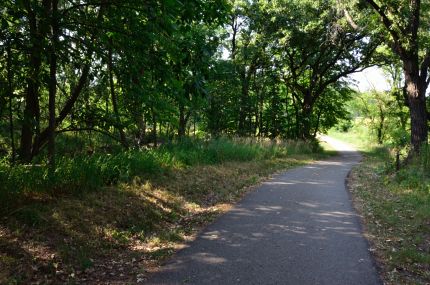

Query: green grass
[0,137,328,284]
[0,137,322,214]
[331,124,430,284]
[328,120,377,152]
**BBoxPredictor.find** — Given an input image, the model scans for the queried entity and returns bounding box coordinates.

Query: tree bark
[376,104,385,144]
[48,0,59,168]
[137,114,146,146]
[178,102,186,138]
[152,108,157,147]
[365,0,428,153]
[30,1,108,158]
[108,40,127,147]
[313,110,322,138]
[300,90,314,140]
[6,41,15,163]
[291,92,301,139]
[178,101,191,138]
[404,59,429,152]
[20,2,42,162]
[238,71,248,135]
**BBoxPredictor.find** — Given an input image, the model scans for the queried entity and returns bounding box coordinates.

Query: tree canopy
[0,0,429,165]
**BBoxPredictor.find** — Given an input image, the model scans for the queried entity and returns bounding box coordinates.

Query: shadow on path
[146,139,381,285]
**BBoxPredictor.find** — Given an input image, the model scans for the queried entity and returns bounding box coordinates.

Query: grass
[328,120,378,152]
[331,126,430,285]
[0,137,319,213]
[0,137,328,284]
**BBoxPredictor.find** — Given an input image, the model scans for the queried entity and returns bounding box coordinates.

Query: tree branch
[56,127,121,142]
[420,50,430,86]
[365,0,406,58]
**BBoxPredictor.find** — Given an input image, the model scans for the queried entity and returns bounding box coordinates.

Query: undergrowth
[0,137,319,214]
[0,137,325,284]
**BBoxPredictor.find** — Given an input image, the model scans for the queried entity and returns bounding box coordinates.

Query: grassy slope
[0,139,328,284]
[330,129,430,285]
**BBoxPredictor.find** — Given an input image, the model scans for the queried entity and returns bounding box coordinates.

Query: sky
[348,66,391,92]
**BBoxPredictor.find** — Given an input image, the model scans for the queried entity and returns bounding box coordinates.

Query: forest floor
[0,143,331,284]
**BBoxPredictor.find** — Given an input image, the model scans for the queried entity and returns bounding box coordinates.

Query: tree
[0,0,229,163]
[242,0,376,139]
[349,0,430,153]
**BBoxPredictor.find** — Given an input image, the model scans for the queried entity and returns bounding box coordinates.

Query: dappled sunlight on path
[146,137,381,285]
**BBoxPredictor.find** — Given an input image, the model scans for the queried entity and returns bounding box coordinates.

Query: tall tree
[268,0,377,139]
[349,0,430,152]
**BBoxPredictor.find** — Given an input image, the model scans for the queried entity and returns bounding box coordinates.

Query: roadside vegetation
[0,136,328,284]
[331,120,430,284]
[1,0,430,284]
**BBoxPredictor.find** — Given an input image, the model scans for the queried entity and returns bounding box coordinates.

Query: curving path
[146,136,381,285]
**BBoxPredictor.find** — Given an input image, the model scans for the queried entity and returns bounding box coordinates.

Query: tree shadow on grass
[0,184,192,284]
[0,156,313,284]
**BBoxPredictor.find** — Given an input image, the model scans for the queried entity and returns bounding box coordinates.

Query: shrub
[0,137,323,211]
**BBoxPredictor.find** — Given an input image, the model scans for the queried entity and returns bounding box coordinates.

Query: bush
[0,137,323,211]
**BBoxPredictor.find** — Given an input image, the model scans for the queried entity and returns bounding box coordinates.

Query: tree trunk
[409,95,428,151]
[404,60,428,153]
[137,114,146,146]
[152,108,157,147]
[285,90,293,139]
[258,96,263,137]
[300,91,314,140]
[377,106,385,145]
[108,41,127,147]
[238,70,250,136]
[230,15,238,60]
[20,3,42,162]
[30,2,106,157]
[291,92,300,139]
[271,92,279,139]
[313,111,322,138]
[178,101,192,138]
[6,42,15,163]
[193,116,196,137]
[178,103,186,138]
[48,0,59,169]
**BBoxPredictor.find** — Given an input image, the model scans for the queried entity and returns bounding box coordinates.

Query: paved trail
[147,137,381,285]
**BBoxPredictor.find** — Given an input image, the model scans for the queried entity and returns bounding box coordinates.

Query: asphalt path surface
[146,137,381,285]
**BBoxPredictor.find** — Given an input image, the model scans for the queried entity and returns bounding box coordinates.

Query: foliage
[343,0,430,152]
[351,90,409,146]
[0,137,321,213]
[0,0,367,168]
[340,124,430,284]
[0,138,326,284]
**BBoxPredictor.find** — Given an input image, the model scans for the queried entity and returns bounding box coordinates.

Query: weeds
[0,137,325,284]
[0,137,318,214]
[331,127,430,284]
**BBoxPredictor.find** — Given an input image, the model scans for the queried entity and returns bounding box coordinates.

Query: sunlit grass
[328,119,378,152]
[0,137,328,284]
[333,123,430,284]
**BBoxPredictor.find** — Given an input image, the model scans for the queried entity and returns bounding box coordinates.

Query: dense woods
[0,0,428,166]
